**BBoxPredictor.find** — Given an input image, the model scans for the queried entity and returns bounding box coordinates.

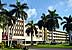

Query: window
[33,41,36,44]
[26,41,31,44]
[39,32,42,34]
[39,35,42,37]
[20,27,21,29]
[36,35,38,37]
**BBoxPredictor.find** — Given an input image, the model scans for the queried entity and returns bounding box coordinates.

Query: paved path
[29,48,72,50]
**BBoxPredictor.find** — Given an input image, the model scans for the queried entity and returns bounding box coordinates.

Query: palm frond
[61,21,66,25]
[22,3,29,9]
[63,24,67,30]
[21,11,28,20]
[9,4,17,8]
[37,20,43,29]
[55,16,62,20]
[69,15,71,19]
[63,17,69,21]
[54,9,56,12]
[25,23,32,27]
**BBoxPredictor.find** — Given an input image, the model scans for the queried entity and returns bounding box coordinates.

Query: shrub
[0,41,6,48]
[16,44,22,49]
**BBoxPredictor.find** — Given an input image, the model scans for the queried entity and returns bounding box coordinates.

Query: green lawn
[0,48,21,50]
[33,44,72,48]
[0,44,72,49]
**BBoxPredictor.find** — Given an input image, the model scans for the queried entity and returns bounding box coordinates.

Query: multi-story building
[1,19,69,45]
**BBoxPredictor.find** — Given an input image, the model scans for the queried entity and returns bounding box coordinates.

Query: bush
[0,43,2,48]
[0,41,6,48]
[16,44,22,49]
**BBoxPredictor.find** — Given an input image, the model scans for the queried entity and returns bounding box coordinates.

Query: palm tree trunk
[31,31,33,46]
[10,23,16,47]
[51,30,53,42]
[44,27,45,43]
[6,24,9,46]
[65,33,68,43]
[69,32,72,45]
[23,17,25,36]
[10,27,12,47]
[69,33,71,45]
[10,30,12,47]
[10,25,14,47]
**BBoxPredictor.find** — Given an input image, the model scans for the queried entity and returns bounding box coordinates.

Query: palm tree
[46,10,62,42]
[37,13,48,43]
[0,0,6,33]
[9,0,29,36]
[26,20,37,45]
[0,15,7,33]
[0,2,10,46]
[61,15,72,45]
[0,8,17,47]
[9,0,29,47]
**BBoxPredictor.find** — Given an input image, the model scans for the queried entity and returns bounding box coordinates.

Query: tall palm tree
[0,0,6,33]
[0,0,10,46]
[0,15,7,33]
[37,13,48,43]
[0,8,17,47]
[61,15,72,45]
[9,0,29,36]
[26,20,37,45]
[46,10,62,42]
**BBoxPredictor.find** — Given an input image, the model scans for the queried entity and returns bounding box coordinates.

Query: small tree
[37,13,48,43]
[26,20,37,45]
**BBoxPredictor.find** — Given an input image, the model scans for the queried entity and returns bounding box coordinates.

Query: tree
[61,15,72,45]
[37,13,48,43]
[9,0,29,36]
[0,7,16,47]
[0,0,6,33]
[26,20,37,45]
[46,10,62,42]
[9,0,29,47]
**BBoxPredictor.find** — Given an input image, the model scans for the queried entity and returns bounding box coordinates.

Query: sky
[1,0,72,32]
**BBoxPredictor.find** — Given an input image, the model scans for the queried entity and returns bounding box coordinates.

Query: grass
[0,44,72,49]
[0,48,21,50]
[33,44,72,48]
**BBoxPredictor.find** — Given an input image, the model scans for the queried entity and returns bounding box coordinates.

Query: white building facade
[0,19,69,45]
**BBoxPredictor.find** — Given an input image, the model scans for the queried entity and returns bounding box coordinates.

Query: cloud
[26,9,37,19]
[48,6,55,11]
[46,6,55,15]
